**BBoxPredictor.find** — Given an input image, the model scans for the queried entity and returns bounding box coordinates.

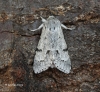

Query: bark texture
[0,0,100,92]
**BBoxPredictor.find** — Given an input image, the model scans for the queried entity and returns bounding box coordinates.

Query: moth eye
[54,27,55,30]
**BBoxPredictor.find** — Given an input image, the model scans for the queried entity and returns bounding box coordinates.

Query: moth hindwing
[31,16,73,74]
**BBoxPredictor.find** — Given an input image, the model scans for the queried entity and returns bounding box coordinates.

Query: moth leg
[40,16,47,23]
[61,24,75,30]
[31,23,44,32]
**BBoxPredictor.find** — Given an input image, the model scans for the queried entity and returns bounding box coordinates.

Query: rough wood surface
[0,0,100,92]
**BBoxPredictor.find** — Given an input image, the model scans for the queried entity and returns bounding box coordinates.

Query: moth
[31,16,74,73]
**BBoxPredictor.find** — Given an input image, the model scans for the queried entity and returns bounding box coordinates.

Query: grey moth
[31,16,74,74]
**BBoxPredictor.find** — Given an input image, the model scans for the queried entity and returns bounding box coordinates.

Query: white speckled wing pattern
[31,16,73,74]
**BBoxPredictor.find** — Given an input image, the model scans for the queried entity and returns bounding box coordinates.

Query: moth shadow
[32,68,68,81]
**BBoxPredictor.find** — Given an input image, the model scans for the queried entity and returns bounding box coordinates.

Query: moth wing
[33,60,49,74]
[33,28,52,73]
[54,30,71,73]
[33,50,51,73]
[54,51,71,73]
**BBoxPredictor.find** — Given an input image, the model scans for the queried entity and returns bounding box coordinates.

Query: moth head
[48,16,55,20]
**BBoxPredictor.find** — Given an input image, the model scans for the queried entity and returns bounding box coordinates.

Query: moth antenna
[61,24,75,30]
[31,24,43,32]
[40,16,47,22]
